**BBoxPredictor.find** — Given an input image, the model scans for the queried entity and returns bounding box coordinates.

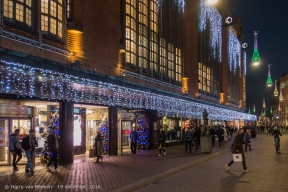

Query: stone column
[59,101,74,165]
[108,106,118,155]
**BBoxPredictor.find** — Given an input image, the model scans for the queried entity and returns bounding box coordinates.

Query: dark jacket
[158,130,166,148]
[9,134,20,152]
[232,133,248,153]
[210,128,216,137]
[47,133,59,151]
[94,135,103,155]
[184,129,193,142]
[216,128,224,137]
[130,131,138,142]
[244,132,251,143]
[21,135,37,151]
[272,130,282,138]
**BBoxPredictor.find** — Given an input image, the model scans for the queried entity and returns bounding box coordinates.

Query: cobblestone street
[0,132,287,192]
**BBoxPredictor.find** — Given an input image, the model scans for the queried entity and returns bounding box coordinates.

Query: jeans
[24,150,33,172]
[228,152,247,170]
[12,149,22,169]
[185,141,192,152]
[245,142,252,151]
[47,150,58,169]
[130,142,137,154]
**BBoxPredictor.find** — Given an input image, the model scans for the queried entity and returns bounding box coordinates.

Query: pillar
[59,101,74,165]
[108,106,118,155]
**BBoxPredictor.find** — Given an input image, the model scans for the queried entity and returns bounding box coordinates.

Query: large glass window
[41,0,63,38]
[3,0,32,26]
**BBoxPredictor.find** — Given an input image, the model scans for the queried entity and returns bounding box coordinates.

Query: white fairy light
[228,29,241,74]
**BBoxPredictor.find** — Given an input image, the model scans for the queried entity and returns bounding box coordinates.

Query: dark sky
[228,0,288,117]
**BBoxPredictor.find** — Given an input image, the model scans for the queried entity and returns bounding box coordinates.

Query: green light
[266,76,273,86]
[248,108,250,114]
[264,111,266,116]
[252,49,260,65]
[270,108,272,114]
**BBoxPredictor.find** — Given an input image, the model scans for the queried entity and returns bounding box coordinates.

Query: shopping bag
[89,149,96,158]
[233,153,242,162]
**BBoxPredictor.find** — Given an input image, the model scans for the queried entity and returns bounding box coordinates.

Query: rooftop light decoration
[252,31,261,65]
[279,88,283,101]
[253,104,256,113]
[262,98,266,108]
[274,80,278,96]
[266,65,273,86]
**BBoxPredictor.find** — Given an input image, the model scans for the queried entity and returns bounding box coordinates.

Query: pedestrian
[244,130,252,151]
[216,126,224,146]
[195,126,201,152]
[210,126,216,146]
[21,129,37,175]
[225,128,250,173]
[46,127,60,172]
[9,129,22,172]
[158,126,166,156]
[130,127,138,156]
[94,131,104,163]
[184,127,193,153]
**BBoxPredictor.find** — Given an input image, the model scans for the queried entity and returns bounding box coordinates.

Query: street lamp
[207,0,218,4]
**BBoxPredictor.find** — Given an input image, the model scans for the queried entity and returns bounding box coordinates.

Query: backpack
[185,131,190,140]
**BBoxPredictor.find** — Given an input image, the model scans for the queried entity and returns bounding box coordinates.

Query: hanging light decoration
[270,106,273,114]
[252,31,261,65]
[263,110,266,116]
[274,80,278,96]
[253,104,256,113]
[279,88,283,101]
[262,98,266,108]
[278,103,281,111]
[248,107,250,114]
[266,64,273,86]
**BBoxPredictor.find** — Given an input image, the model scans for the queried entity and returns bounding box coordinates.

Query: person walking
[94,131,104,163]
[184,127,193,153]
[9,129,22,172]
[210,127,216,147]
[130,127,138,156]
[47,127,60,172]
[195,126,201,152]
[244,130,252,151]
[158,126,166,156]
[216,126,224,146]
[21,129,37,175]
[225,128,250,173]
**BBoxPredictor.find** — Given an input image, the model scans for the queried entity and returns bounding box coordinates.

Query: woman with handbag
[158,126,166,156]
[94,131,104,163]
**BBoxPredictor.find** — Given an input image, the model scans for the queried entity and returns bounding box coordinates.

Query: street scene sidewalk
[0,132,287,192]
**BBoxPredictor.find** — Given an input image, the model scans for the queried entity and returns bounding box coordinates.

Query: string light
[199,0,222,62]
[0,60,256,121]
[157,0,185,13]
[228,29,241,74]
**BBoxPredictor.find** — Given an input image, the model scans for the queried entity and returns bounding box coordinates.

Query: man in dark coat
[9,129,22,172]
[21,129,37,175]
[195,126,201,152]
[225,128,250,172]
[184,127,194,153]
[158,127,166,156]
[216,126,224,146]
[209,127,216,146]
[47,127,60,173]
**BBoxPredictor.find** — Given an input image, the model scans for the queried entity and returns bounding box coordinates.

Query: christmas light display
[279,88,283,101]
[274,80,278,96]
[266,65,273,86]
[270,106,273,114]
[199,0,222,62]
[136,114,150,149]
[0,59,256,121]
[157,0,185,13]
[253,104,256,113]
[243,52,247,76]
[278,103,281,111]
[262,98,266,108]
[252,31,260,65]
[228,29,241,74]
[98,118,109,154]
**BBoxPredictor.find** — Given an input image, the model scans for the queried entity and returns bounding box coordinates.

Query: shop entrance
[121,121,132,154]
[0,118,32,166]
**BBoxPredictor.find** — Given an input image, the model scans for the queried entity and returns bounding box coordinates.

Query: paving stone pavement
[1,132,286,192]
[134,132,288,192]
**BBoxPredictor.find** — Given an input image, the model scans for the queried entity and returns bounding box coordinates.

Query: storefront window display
[162,115,181,142]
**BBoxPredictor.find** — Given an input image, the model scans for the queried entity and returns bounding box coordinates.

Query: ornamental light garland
[0,60,256,121]
[199,0,222,62]
[228,29,241,74]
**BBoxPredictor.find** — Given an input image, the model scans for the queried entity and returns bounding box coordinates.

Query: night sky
[228,0,288,117]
